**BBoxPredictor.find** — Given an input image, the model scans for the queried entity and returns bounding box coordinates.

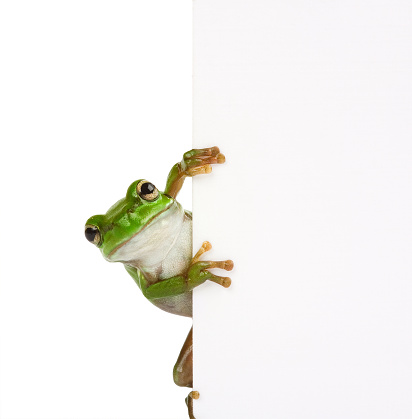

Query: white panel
[193,1,412,418]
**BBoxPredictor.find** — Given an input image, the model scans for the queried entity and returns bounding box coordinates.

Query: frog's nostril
[85,225,101,245]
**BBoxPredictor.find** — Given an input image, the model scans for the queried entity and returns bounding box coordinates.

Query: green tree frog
[84,147,233,419]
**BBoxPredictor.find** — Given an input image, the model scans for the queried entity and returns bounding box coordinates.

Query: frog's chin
[106,201,185,267]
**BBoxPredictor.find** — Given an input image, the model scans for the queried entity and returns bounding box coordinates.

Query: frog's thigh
[173,326,193,388]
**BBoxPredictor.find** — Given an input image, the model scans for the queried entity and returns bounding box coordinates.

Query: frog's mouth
[106,201,183,265]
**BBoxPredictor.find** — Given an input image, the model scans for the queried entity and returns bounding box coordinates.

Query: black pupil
[85,227,98,242]
[141,182,155,195]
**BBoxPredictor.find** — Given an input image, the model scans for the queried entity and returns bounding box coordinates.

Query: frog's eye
[137,180,159,201]
[84,225,101,246]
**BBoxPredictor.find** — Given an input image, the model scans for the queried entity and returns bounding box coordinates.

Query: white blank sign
[193,1,412,418]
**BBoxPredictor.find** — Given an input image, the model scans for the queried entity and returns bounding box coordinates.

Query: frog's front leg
[142,246,233,299]
[164,147,225,199]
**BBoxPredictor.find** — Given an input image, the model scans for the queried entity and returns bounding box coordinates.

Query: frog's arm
[124,256,232,299]
[125,265,193,297]
[164,147,225,199]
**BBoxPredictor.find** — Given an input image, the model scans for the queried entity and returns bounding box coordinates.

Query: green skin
[86,180,204,301]
[85,147,232,419]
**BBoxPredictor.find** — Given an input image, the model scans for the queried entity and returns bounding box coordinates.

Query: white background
[0,2,192,418]
[2,1,412,419]
[193,0,412,418]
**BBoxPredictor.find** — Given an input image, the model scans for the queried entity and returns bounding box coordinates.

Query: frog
[84,146,233,419]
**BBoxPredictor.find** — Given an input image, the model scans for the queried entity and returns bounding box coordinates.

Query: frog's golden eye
[137,180,159,201]
[85,225,101,246]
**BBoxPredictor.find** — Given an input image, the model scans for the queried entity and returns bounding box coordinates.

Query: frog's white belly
[147,215,193,317]
[111,201,193,317]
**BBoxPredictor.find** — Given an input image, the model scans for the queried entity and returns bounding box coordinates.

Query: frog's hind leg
[173,327,193,387]
[174,327,199,418]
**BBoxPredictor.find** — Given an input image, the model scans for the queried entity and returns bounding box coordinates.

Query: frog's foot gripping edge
[185,391,199,419]
[191,241,234,288]
[165,147,225,199]
[182,147,225,177]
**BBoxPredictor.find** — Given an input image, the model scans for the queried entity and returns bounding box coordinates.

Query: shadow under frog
[85,147,233,419]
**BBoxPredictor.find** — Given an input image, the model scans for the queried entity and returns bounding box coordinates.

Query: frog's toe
[182,147,226,176]
[189,391,200,400]
[217,152,225,163]
[224,260,234,270]
[201,241,212,252]
[208,260,234,271]
[185,153,224,170]
[203,260,234,287]
[208,273,232,288]
[191,241,212,264]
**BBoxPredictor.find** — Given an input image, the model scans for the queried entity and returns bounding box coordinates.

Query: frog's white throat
[109,201,186,271]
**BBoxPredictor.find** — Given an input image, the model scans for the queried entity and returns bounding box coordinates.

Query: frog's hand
[124,242,233,298]
[141,262,232,299]
[189,241,233,287]
[164,147,225,199]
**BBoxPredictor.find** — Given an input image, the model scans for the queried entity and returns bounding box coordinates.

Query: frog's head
[85,180,174,262]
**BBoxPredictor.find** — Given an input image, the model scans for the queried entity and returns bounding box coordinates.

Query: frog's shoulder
[184,210,192,220]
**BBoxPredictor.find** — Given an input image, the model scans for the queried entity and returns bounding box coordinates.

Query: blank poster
[193,1,412,418]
